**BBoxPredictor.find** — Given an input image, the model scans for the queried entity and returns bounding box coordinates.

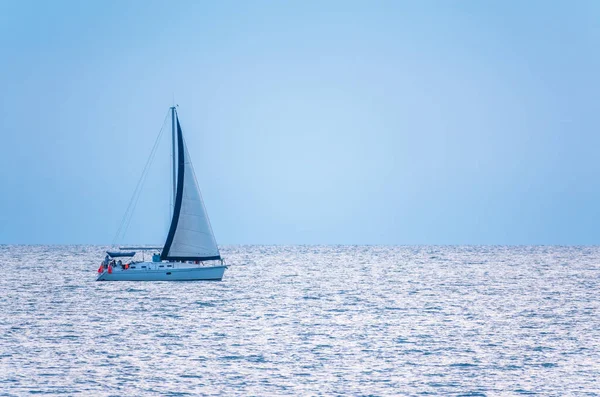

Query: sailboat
[96,107,227,281]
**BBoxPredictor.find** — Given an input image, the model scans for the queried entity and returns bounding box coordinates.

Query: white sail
[162,117,221,261]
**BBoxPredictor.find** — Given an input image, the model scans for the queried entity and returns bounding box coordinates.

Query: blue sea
[1,245,599,396]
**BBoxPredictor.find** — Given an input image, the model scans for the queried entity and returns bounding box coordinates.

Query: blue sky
[1,1,599,245]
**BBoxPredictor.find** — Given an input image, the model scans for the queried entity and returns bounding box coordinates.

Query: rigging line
[114,114,167,245]
[116,112,169,243]
[113,116,167,245]
[120,134,164,243]
[112,110,170,245]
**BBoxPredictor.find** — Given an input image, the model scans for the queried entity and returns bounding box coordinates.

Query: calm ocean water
[0,245,599,396]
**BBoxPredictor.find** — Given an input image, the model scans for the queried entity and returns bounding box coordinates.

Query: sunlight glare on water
[0,245,599,395]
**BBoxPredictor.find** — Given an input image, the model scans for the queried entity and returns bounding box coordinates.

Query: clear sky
[1,0,599,245]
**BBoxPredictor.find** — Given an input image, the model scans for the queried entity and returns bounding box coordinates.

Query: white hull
[96,262,227,281]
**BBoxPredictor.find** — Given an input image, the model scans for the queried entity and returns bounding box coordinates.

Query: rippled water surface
[1,245,599,396]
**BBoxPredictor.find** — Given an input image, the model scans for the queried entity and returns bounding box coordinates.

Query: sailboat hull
[96,263,227,281]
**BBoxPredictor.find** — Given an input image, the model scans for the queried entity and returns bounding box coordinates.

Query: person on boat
[117,260,123,268]
[103,254,110,267]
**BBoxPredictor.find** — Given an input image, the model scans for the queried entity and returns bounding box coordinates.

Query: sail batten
[161,112,221,262]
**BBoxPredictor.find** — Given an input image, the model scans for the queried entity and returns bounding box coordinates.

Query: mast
[161,116,186,261]
[170,106,176,214]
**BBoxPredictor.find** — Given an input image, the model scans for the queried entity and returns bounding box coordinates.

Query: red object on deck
[107,265,113,274]
[98,264,103,273]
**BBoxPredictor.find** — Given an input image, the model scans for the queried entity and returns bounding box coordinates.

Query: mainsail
[161,114,221,261]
